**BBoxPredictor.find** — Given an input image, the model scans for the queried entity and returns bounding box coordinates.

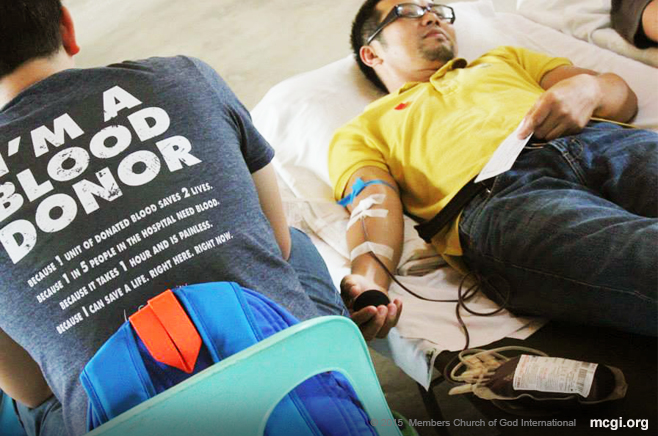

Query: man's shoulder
[106,55,205,75]
[358,84,427,118]
[98,55,228,95]
[332,84,427,143]
[476,45,559,65]
[476,46,528,61]
[335,94,395,135]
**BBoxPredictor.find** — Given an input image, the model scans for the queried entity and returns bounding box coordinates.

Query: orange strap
[129,290,202,373]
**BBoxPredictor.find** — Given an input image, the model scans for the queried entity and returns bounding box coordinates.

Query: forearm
[539,66,638,123]
[590,73,638,123]
[0,328,53,407]
[338,167,405,339]
[344,173,404,293]
[523,66,639,140]
[252,163,292,260]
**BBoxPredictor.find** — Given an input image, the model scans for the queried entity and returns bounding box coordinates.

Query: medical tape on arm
[347,193,394,261]
[350,241,394,262]
[346,194,388,230]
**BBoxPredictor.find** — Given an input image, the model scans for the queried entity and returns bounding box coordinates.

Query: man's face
[370,0,458,83]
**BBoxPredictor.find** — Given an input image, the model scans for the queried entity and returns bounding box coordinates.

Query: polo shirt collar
[396,57,468,94]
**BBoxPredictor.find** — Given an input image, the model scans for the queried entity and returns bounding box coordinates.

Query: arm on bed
[519,65,638,140]
[0,327,53,408]
[340,166,404,341]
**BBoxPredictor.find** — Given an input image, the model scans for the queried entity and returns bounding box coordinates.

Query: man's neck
[0,51,74,108]
[379,59,448,93]
[385,66,442,92]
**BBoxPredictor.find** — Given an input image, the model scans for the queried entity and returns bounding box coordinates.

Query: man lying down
[329,0,658,341]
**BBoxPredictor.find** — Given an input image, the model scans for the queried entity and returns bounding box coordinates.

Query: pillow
[516,0,658,67]
[252,56,381,201]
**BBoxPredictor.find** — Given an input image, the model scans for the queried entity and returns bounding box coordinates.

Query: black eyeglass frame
[366,3,456,45]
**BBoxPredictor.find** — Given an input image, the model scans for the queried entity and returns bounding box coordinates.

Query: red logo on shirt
[395,102,410,110]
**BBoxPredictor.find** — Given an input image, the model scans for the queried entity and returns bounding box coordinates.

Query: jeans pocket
[547,138,587,185]
[459,181,495,244]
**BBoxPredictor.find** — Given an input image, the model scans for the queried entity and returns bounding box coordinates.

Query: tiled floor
[65,1,517,435]
[68,0,517,109]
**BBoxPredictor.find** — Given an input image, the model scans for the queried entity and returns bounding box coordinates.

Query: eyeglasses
[366,3,456,45]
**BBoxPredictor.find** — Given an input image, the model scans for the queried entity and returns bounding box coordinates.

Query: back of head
[351,0,387,93]
[0,0,63,78]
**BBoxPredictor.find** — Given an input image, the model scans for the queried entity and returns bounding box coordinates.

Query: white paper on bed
[252,0,658,388]
[516,0,658,67]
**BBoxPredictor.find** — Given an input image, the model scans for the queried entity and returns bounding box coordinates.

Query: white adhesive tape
[349,241,394,261]
[347,193,388,230]
[350,194,385,216]
[347,209,389,230]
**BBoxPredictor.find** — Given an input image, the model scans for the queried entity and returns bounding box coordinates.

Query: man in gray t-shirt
[0,2,345,435]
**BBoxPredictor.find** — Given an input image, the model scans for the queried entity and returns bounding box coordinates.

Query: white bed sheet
[516,0,658,67]
[253,0,658,388]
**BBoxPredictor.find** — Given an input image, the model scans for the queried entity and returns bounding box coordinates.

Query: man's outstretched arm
[340,166,404,341]
[519,65,638,140]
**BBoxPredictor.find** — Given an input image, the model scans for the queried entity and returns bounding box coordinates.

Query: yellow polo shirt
[328,46,571,266]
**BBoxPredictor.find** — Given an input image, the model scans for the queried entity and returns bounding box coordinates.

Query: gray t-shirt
[0,56,318,435]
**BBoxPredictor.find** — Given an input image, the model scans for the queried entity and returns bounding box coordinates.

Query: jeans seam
[460,177,499,243]
[549,138,587,185]
[334,286,349,317]
[474,250,657,303]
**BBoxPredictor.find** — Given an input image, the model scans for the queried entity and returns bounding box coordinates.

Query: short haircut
[350,0,388,93]
[0,0,63,78]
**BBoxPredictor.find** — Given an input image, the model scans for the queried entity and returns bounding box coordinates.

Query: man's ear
[60,6,80,56]
[360,45,383,68]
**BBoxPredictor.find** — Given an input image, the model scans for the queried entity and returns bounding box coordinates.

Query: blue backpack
[80,282,376,435]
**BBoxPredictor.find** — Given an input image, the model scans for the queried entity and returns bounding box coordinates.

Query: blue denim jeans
[288,227,348,317]
[459,122,657,336]
[14,396,64,436]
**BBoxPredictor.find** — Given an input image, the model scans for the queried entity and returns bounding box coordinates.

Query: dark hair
[350,0,388,93]
[0,0,63,78]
